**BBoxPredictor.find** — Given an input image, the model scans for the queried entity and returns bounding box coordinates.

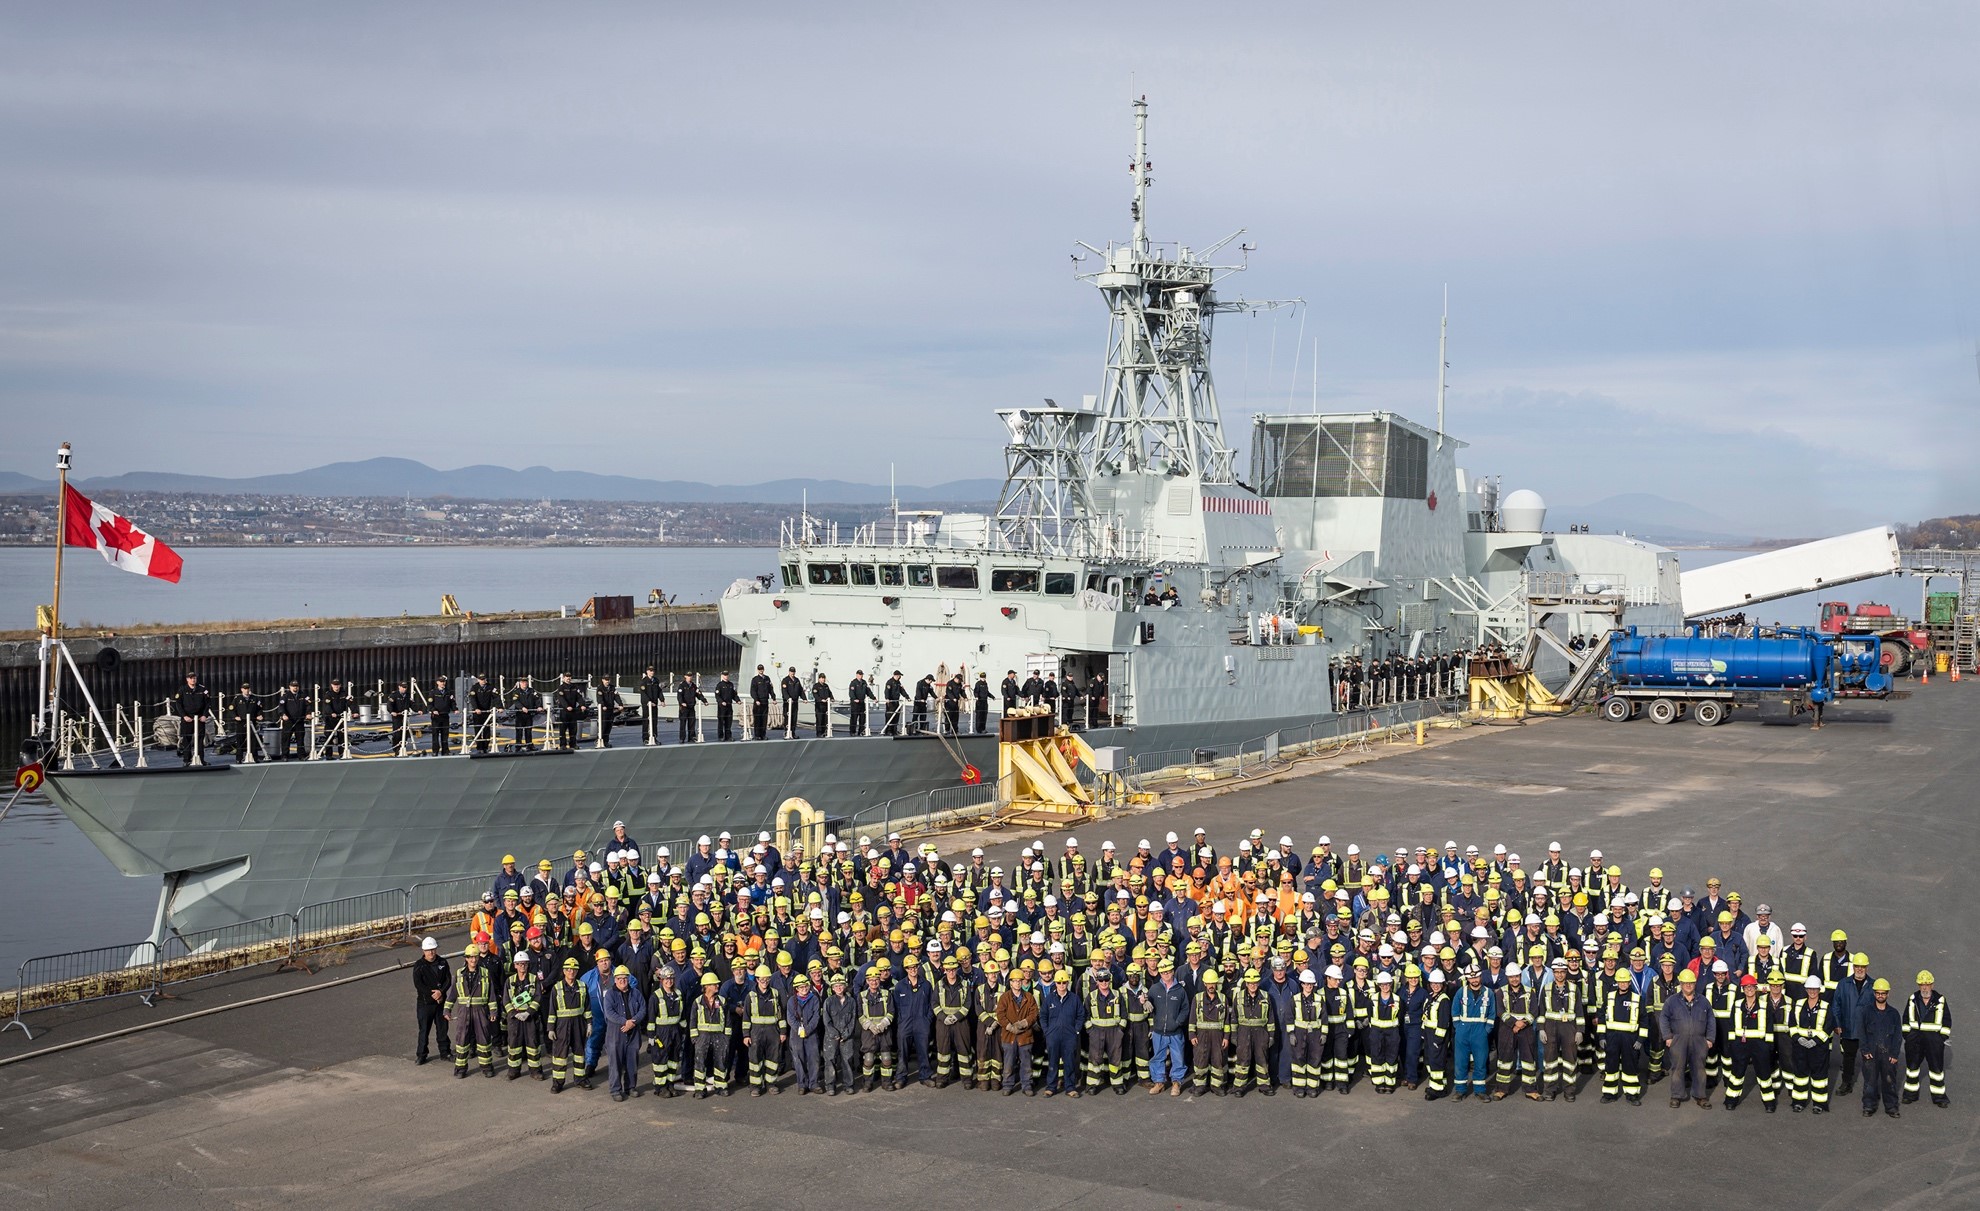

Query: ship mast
[1083,98,1249,485]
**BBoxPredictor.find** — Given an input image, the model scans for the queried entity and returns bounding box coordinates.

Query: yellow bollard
[1415,720,1426,746]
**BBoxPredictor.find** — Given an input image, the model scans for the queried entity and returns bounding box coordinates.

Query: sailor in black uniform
[883,671,905,736]
[276,678,310,760]
[780,667,805,739]
[941,674,963,736]
[749,665,772,740]
[509,675,541,752]
[912,674,934,735]
[846,670,872,736]
[228,680,262,761]
[385,678,414,756]
[321,677,352,759]
[676,673,708,744]
[812,673,835,738]
[1001,670,1021,717]
[596,675,623,747]
[713,672,739,741]
[553,673,585,751]
[1021,670,1044,706]
[639,665,665,745]
[429,676,456,755]
[1060,675,1081,728]
[468,674,497,752]
[973,672,992,734]
[1041,672,1060,719]
[1087,671,1107,729]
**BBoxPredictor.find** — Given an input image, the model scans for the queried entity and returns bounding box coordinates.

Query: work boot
[1935,1095,1951,1108]
[1626,1094,1642,1106]
[1887,1107,1901,1118]
[509,1069,521,1081]
[483,1067,496,1078]
[1260,1084,1276,1096]
[551,1081,564,1094]
[1147,1083,1164,1096]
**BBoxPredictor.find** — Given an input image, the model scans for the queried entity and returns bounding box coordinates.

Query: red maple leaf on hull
[97,513,147,553]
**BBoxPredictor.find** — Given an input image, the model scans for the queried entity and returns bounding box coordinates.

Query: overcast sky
[2,3,1976,535]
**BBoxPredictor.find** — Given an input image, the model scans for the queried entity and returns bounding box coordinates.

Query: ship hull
[44,705,1428,937]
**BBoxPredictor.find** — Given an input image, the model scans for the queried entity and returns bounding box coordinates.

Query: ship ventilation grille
[1166,485,1192,515]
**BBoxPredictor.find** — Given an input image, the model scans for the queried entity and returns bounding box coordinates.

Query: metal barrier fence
[408,876,488,924]
[5,941,160,1038]
[846,775,1005,839]
[158,914,297,991]
[294,890,413,958]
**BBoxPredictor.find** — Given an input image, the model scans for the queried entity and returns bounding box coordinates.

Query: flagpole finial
[57,442,71,472]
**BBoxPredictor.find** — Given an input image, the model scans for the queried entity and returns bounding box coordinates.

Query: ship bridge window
[992,568,1040,593]
[782,563,801,588]
[879,564,904,586]
[907,564,934,588]
[936,565,979,591]
[1251,418,1430,500]
[806,563,849,586]
[850,564,878,586]
[1044,571,1076,596]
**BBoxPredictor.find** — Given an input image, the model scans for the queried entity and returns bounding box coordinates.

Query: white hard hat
[697,835,711,845]
[1299,970,1317,985]
[1279,836,1293,847]
[1165,832,1179,844]
[1318,835,1331,845]
[971,847,984,857]
[758,831,771,843]
[1712,960,1730,973]
[1325,965,1344,980]
[1428,970,1446,985]
[1375,971,1393,985]
[421,936,438,950]
[588,862,602,873]
[1346,843,1359,855]
[656,845,670,857]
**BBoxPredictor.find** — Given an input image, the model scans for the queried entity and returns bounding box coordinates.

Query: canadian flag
[62,484,184,583]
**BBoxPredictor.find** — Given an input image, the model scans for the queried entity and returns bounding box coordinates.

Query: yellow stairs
[990,707,1150,827]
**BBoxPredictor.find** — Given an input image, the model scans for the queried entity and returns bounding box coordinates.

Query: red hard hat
[1739,974,1758,988]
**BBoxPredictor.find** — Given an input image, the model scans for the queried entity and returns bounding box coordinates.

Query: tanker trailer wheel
[1600,696,1634,723]
[1647,698,1680,725]
[1883,642,1912,678]
[1692,699,1726,727]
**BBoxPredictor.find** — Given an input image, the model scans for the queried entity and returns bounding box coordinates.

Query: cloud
[0,1,1975,527]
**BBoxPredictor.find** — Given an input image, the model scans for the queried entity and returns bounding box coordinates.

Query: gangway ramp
[1680,526,1900,619]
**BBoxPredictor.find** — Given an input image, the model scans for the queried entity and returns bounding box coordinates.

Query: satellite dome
[1502,489,1547,533]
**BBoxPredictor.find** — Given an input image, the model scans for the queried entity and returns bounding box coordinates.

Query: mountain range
[0,458,1003,505]
[0,458,1778,539]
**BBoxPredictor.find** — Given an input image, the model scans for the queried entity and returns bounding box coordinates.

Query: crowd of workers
[410,825,1950,1119]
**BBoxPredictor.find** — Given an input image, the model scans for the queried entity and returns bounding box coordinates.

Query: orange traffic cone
[1922,663,1930,685]
[1953,662,1961,683]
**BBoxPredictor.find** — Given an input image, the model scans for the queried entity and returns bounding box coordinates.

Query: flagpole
[46,441,71,737]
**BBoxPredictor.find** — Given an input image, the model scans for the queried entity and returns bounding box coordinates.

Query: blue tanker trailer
[1599,627,1891,726]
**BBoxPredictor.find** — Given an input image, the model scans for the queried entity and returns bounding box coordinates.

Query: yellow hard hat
[1872,978,1891,992]
[462,944,479,958]
[1202,970,1221,984]
[1766,970,1784,985]
[701,972,720,987]
[612,965,630,977]
[1831,929,1847,942]
[1615,971,1632,985]
[1850,952,1869,966]
[753,964,772,978]
[1605,865,1621,878]
[1677,969,1697,983]
[1648,867,1663,878]
[502,854,516,864]
[563,957,580,970]
[1918,970,1935,985]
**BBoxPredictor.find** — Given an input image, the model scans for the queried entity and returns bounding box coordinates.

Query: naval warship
[35,101,1684,940]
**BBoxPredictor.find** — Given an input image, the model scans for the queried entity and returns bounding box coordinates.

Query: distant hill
[0,458,1002,505]
[1899,514,1980,549]
[1554,492,1757,543]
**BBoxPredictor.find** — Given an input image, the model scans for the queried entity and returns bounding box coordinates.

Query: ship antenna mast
[1131,96,1151,256]
[1436,284,1449,449]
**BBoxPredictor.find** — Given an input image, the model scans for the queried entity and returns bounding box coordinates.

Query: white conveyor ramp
[1680,526,1901,619]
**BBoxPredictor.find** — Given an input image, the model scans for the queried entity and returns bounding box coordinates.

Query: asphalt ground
[1,682,1975,1209]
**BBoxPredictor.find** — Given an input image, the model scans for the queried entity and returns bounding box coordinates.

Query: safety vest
[1193,991,1228,1028]
[747,988,782,1026]
[1543,983,1579,1022]
[1777,947,1815,988]
[1904,993,1951,1036]
[858,989,893,1032]
[1235,990,1271,1028]
[452,964,491,1007]
[1706,982,1736,1024]
[1503,987,1535,1025]
[1087,988,1123,1028]
[974,982,1002,1019]
[1731,1000,1773,1042]
[937,981,969,1018]
[1294,993,1325,1030]
[649,989,683,1029]
[1603,990,1641,1035]
[1323,986,1351,1026]
[1791,1000,1829,1042]
[1123,982,1152,1022]
[692,996,727,1035]
[1370,996,1400,1030]
[551,978,589,1021]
